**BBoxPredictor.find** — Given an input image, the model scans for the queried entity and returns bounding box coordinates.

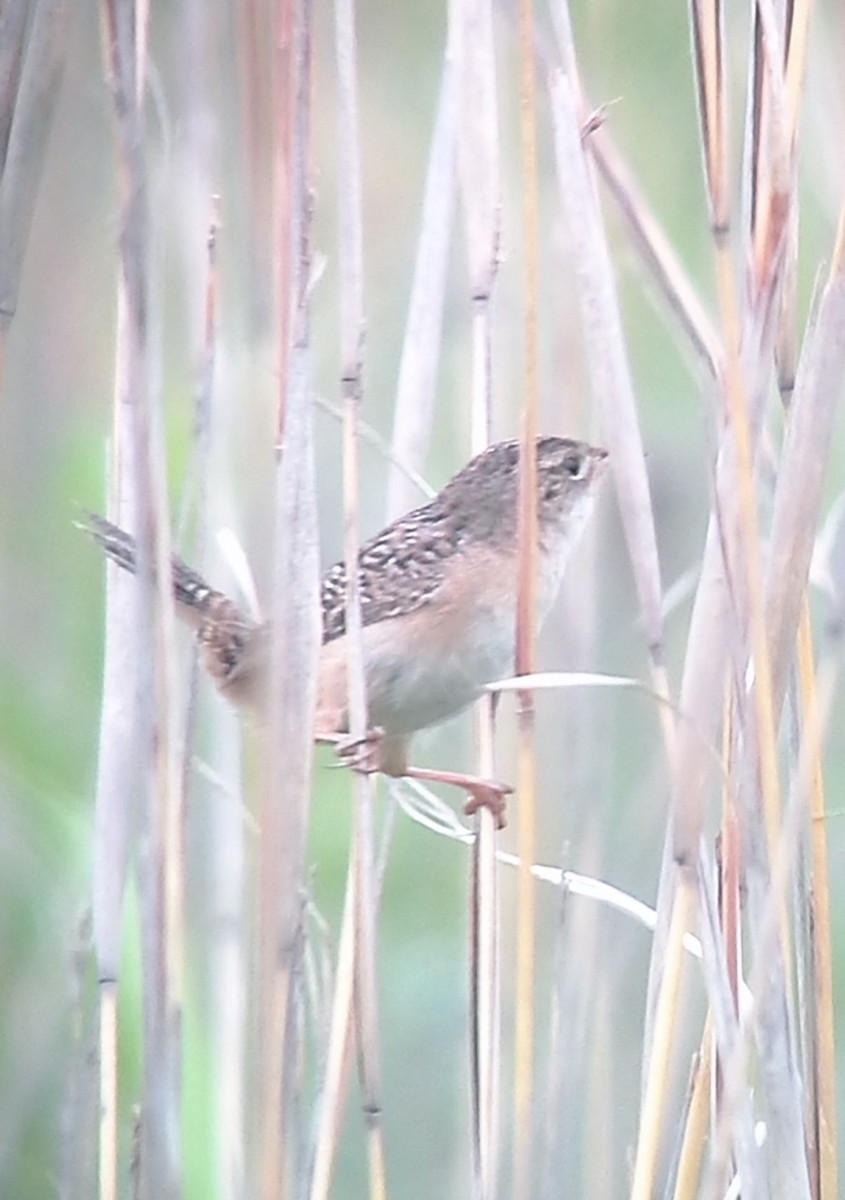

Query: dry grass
[2,0,844,1198]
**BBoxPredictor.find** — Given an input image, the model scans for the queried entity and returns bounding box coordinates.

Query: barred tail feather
[80,511,263,705]
[80,511,222,620]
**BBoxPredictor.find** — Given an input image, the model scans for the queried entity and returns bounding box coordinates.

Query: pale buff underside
[201,484,595,777]
[314,487,595,773]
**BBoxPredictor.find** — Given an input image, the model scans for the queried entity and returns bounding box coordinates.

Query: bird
[82,436,607,825]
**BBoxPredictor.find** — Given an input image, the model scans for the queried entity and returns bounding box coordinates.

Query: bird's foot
[317,728,385,774]
[461,779,512,830]
[316,734,512,828]
[403,767,512,830]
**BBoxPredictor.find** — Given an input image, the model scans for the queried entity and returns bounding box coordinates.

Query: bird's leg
[404,690,511,827]
[316,730,512,828]
[401,767,512,830]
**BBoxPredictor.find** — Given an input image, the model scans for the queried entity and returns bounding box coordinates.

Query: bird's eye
[562,450,585,478]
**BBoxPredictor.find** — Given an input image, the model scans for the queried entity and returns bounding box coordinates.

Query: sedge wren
[83,436,607,825]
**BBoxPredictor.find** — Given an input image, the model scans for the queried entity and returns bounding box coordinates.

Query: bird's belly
[363,607,515,737]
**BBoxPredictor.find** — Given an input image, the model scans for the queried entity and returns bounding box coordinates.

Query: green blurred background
[2,1,844,1196]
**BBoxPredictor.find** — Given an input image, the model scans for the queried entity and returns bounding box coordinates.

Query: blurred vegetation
[2,1,844,1197]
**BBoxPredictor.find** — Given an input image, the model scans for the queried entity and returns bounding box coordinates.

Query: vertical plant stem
[260,0,319,1195]
[689,8,816,1194]
[713,245,787,951]
[335,0,386,1194]
[796,608,837,1200]
[308,885,357,1200]
[98,0,186,1195]
[514,0,540,1194]
[258,0,296,1187]
[692,0,788,941]
[450,0,501,1189]
[98,981,119,1200]
[670,1022,712,1200]
[630,881,693,1200]
[0,0,70,353]
[546,35,677,1150]
[94,304,139,1200]
[470,716,500,1200]
[387,57,456,520]
[468,268,500,1200]
[273,0,294,445]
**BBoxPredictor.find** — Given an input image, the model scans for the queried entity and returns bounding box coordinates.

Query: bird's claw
[462,779,513,830]
[333,727,385,774]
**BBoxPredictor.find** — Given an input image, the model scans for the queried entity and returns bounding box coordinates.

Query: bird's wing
[321,505,467,644]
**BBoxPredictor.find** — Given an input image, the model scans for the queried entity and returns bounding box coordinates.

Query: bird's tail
[79,512,264,705]
[79,511,222,622]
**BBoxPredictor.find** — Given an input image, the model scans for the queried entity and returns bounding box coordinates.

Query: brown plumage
[82,437,607,822]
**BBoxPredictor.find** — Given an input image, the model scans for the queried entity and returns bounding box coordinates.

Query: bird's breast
[361,599,516,736]
[322,514,592,740]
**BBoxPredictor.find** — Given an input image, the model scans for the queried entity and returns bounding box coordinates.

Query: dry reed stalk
[469,722,501,1200]
[308,884,358,1200]
[720,16,794,1017]
[544,4,835,1195]
[272,0,294,444]
[93,305,141,1200]
[759,0,806,405]
[334,0,387,1194]
[745,11,839,1195]
[749,633,840,1200]
[710,651,837,1200]
[539,838,603,1194]
[258,0,320,1194]
[550,66,672,768]
[705,0,787,938]
[306,794,398,1200]
[206,715,248,1200]
[0,0,70,394]
[719,699,740,1021]
[0,0,28,153]
[590,137,722,384]
[695,845,760,1196]
[178,200,219,773]
[60,0,843,1194]
[547,17,683,1188]
[659,5,774,956]
[765,210,845,707]
[59,912,97,1200]
[748,1,803,294]
[678,3,820,1194]
[235,0,273,304]
[513,0,541,1192]
[749,648,836,1199]
[308,41,458,1200]
[630,882,694,1200]
[670,1024,712,1200]
[97,981,119,1200]
[717,686,741,1188]
[258,0,295,1188]
[387,57,457,520]
[795,611,837,1200]
[667,691,742,1199]
[546,20,678,1118]
[96,0,186,1195]
[758,209,845,1200]
[710,699,740,1199]
[190,201,248,1200]
[174,17,244,1190]
[546,15,669,717]
[450,0,501,1189]
[544,1,721,384]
